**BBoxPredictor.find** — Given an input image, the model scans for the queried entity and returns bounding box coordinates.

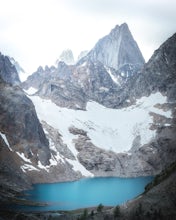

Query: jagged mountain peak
[109,22,128,35]
[8,56,25,73]
[79,23,145,74]
[128,32,176,102]
[56,48,75,65]
[147,32,176,66]
[37,66,44,73]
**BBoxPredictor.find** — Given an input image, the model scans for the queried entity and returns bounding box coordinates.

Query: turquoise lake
[16,176,153,211]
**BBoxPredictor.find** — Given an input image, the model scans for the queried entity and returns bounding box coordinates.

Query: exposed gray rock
[22,65,56,91]
[78,23,145,75]
[42,121,75,160]
[0,53,20,85]
[128,33,176,101]
[0,139,31,201]
[0,76,51,166]
[120,169,176,220]
[8,56,25,74]
[56,49,75,65]
[22,60,128,109]
[77,50,89,61]
[69,126,88,136]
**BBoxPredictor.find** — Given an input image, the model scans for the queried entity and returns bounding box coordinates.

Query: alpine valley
[0,23,176,219]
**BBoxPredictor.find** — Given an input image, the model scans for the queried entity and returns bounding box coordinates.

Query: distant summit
[8,56,29,82]
[9,57,25,74]
[56,49,75,65]
[79,23,145,75]
[77,50,89,61]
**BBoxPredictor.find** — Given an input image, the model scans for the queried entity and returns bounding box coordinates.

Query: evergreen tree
[97,203,104,213]
[114,205,121,218]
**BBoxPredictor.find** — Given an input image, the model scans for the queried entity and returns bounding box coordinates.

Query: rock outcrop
[56,49,75,65]
[77,50,89,61]
[78,23,145,75]
[22,59,128,109]
[0,53,20,85]
[128,33,176,101]
[0,76,51,166]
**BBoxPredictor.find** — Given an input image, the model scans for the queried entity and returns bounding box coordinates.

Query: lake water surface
[16,176,153,211]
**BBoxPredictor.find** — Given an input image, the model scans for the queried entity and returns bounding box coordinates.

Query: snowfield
[28,91,171,155]
[25,90,172,176]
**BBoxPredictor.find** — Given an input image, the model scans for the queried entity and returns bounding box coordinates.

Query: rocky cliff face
[8,57,25,75]
[22,59,127,109]
[8,56,29,82]
[0,53,20,85]
[78,23,145,75]
[128,33,176,101]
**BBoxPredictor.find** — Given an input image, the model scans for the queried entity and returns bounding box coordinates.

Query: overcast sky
[0,0,176,73]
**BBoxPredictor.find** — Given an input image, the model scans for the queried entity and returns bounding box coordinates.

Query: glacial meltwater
[14,176,153,211]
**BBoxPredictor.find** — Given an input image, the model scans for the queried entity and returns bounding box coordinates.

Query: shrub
[97,203,104,212]
[113,205,121,218]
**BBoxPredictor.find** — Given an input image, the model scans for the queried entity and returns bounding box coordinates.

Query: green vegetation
[144,161,176,193]
[77,208,88,220]
[90,210,94,216]
[113,205,121,218]
[134,203,143,217]
[97,203,104,213]
[131,204,164,220]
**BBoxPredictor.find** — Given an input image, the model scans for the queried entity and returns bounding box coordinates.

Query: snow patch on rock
[21,164,40,173]
[66,159,93,177]
[16,152,32,163]
[24,87,38,95]
[105,66,120,85]
[0,132,12,151]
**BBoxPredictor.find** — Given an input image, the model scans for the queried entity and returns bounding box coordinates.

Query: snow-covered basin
[28,91,171,155]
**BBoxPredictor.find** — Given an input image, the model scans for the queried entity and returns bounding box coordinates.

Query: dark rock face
[0,139,31,204]
[22,60,128,109]
[0,77,51,166]
[78,23,145,74]
[22,65,56,91]
[0,53,20,85]
[121,169,176,220]
[128,33,176,101]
